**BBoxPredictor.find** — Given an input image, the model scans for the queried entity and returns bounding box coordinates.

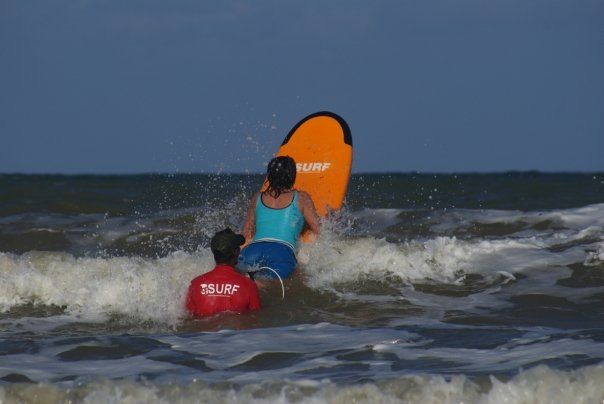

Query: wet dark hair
[265,156,296,198]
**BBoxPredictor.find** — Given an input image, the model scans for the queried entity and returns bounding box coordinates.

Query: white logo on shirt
[200,283,240,296]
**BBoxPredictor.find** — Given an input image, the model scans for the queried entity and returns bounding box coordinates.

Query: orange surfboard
[261,112,352,240]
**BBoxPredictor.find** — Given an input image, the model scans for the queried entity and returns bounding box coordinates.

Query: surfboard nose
[276,111,353,216]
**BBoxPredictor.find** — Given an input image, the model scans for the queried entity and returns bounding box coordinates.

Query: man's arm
[248,280,261,311]
[299,191,320,235]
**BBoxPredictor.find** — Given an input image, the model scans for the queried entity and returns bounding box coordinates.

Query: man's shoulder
[201,265,248,281]
[235,271,258,291]
[219,267,256,290]
[238,273,256,287]
[190,265,255,288]
[189,267,219,284]
[226,268,255,285]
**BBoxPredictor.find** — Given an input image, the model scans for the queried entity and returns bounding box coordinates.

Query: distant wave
[1,363,603,403]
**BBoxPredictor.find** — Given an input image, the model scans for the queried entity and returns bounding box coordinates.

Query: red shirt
[186,264,261,317]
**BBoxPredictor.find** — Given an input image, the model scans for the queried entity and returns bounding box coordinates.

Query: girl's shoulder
[296,190,313,204]
[250,191,261,205]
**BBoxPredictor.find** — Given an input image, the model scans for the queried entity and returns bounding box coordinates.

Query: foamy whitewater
[0,173,603,403]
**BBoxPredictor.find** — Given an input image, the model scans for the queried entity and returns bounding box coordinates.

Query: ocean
[1,172,603,403]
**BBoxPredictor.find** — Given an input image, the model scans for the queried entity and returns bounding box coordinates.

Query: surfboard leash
[259,266,285,300]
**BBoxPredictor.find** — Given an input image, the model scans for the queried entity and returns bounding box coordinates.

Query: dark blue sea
[1,173,603,403]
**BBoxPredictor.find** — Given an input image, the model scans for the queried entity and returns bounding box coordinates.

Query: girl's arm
[298,191,320,235]
[241,192,259,244]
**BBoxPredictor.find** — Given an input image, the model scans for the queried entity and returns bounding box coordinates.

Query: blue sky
[1,0,603,173]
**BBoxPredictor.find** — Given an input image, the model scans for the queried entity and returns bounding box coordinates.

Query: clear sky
[1,0,603,174]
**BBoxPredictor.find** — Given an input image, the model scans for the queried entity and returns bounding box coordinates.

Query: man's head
[210,228,245,265]
[266,155,297,197]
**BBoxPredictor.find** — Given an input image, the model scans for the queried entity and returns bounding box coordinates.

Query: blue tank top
[253,191,305,250]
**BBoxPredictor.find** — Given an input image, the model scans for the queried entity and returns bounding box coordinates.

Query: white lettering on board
[296,162,331,173]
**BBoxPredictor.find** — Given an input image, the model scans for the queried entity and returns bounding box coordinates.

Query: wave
[301,232,590,286]
[351,203,604,238]
[0,228,600,325]
[1,364,602,403]
[1,203,602,325]
[585,241,604,266]
[0,250,212,324]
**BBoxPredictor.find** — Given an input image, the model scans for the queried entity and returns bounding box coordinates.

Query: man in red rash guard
[186,228,261,317]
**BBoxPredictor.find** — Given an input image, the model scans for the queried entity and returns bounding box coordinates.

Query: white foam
[0,364,602,404]
[300,232,581,287]
[354,204,604,252]
[348,208,404,234]
[585,241,604,266]
[482,364,604,404]
[1,201,601,324]
[0,250,212,324]
[434,203,604,232]
[545,203,604,230]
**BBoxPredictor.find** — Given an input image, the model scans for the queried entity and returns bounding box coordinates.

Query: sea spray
[0,250,212,325]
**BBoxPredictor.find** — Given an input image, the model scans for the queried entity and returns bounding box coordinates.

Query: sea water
[0,173,603,403]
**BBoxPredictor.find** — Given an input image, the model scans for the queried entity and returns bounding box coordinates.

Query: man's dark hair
[213,249,238,264]
[265,156,296,198]
[210,228,244,264]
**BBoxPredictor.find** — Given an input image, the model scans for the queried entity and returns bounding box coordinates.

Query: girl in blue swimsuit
[238,156,320,280]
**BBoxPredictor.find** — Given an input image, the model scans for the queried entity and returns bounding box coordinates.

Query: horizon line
[0,170,603,176]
